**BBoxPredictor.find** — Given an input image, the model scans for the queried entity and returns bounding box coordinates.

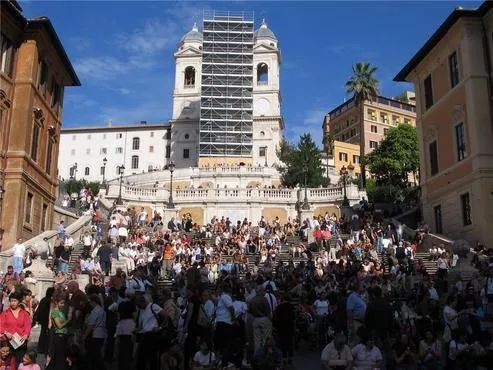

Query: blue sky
[21,0,481,146]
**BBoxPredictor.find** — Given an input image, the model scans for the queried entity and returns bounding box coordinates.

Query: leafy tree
[366,124,419,188]
[277,133,325,188]
[346,62,379,187]
[63,179,101,196]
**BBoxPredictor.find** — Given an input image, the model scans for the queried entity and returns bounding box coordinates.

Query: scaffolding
[199,11,254,157]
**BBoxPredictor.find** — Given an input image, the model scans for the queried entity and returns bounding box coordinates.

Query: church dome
[180,22,202,43]
[254,19,277,41]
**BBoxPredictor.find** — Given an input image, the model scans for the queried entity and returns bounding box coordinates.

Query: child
[18,351,40,370]
[192,341,216,370]
[0,346,16,370]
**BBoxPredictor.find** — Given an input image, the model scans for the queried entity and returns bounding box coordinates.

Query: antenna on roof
[106,119,112,127]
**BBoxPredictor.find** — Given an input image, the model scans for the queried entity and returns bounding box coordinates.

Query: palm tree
[346,62,379,188]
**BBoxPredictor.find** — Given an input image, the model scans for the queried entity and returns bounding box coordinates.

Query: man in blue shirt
[346,282,367,345]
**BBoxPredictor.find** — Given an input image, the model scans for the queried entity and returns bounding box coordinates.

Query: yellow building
[333,141,361,176]
[395,1,493,247]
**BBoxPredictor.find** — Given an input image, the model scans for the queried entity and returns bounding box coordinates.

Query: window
[449,51,460,88]
[0,32,16,77]
[184,133,190,140]
[86,148,91,155]
[70,167,76,177]
[392,115,400,125]
[116,166,121,175]
[103,134,107,139]
[429,140,438,175]
[100,148,107,155]
[184,66,196,87]
[150,131,154,138]
[257,63,268,84]
[434,205,442,234]
[131,155,139,169]
[368,109,376,121]
[380,113,388,124]
[384,128,389,135]
[371,125,378,133]
[461,193,472,226]
[45,140,53,175]
[116,147,123,154]
[87,134,91,140]
[166,129,171,140]
[72,135,76,141]
[149,145,154,153]
[30,123,40,161]
[71,149,75,156]
[424,74,434,109]
[37,59,48,95]
[165,145,170,159]
[84,167,90,176]
[25,192,33,224]
[369,141,378,149]
[455,123,467,161]
[183,149,190,159]
[100,166,105,176]
[259,147,266,157]
[404,118,411,125]
[353,155,360,164]
[148,165,153,172]
[132,137,140,150]
[41,204,48,231]
[339,152,348,162]
[50,78,61,108]
[116,133,122,139]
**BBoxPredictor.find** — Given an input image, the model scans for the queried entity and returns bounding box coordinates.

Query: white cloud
[74,56,130,81]
[64,93,97,108]
[116,20,178,55]
[286,109,326,147]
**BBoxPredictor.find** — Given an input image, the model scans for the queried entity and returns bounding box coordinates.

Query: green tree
[366,124,419,188]
[346,62,379,188]
[63,179,101,196]
[277,133,325,188]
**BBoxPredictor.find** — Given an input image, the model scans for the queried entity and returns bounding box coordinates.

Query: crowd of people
[0,197,492,370]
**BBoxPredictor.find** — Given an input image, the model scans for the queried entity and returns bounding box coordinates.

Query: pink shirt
[19,364,41,370]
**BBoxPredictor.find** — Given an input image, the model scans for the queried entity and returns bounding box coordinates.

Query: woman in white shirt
[351,336,383,370]
[192,340,216,369]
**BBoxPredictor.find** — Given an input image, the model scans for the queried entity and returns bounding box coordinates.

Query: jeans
[58,262,69,273]
[253,316,272,352]
[12,256,23,273]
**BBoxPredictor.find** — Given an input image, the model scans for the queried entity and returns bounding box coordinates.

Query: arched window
[257,63,268,85]
[184,66,195,87]
[85,167,90,176]
[131,156,139,169]
[132,137,140,150]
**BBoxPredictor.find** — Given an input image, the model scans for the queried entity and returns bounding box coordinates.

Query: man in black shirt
[97,244,112,276]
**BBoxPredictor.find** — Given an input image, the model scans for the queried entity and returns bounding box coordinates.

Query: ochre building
[0,0,80,249]
[395,1,493,247]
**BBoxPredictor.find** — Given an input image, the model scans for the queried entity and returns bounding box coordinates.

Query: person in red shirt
[0,291,32,364]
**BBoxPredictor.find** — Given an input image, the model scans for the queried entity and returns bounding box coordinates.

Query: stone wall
[51,205,79,229]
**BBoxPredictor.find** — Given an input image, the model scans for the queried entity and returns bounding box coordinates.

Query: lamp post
[116,165,125,205]
[102,157,107,184]
[301,168,310,210]
[167,161,175,208]
[340,165,350,206]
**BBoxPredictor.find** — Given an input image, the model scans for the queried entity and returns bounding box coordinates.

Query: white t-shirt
[351,344,383,370]
[321,342,353,366]
[12,243,26,258]
[138,303,162,333]
[193,351,216,366]
[83,235,92,246]
[139,211,147,221]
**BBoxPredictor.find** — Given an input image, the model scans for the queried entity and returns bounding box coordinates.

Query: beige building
[0,1,79,249]
[395,1,493,247]
[323,94,416,181]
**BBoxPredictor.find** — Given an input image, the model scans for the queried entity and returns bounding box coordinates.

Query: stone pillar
[340,205,353,220]
[163,207,178,224]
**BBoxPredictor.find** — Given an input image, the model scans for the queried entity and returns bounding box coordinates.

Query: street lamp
[167,161,176,208]
[102,157,108,184]
[301,168,310,210]
[116,165,125,205]
[340,164,353,206]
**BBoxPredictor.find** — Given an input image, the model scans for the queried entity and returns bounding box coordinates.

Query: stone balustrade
[107,183,362,204]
